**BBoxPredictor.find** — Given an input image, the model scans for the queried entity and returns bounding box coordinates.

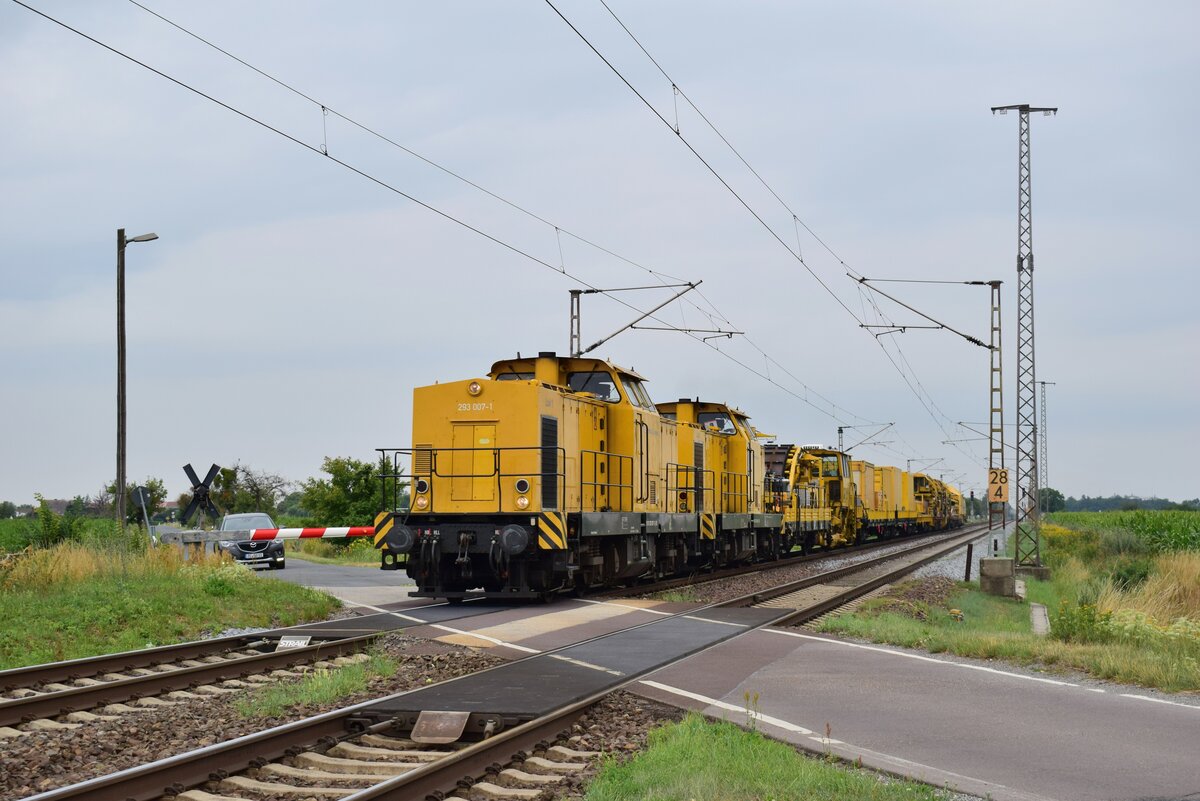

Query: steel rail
[757,526,990,627]
[0,633,278,690]
[598,528,962,600]
[720,523,989,609]
[0,633,379,729]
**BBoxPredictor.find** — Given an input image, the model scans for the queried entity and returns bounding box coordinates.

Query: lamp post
[116,228,158,526]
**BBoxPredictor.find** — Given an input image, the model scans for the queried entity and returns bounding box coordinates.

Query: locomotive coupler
[455,531,474,573]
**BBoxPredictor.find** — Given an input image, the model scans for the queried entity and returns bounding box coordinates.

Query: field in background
[820,510,1200,691]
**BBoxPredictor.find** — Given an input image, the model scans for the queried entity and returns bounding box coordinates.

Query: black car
[217,513,285,569]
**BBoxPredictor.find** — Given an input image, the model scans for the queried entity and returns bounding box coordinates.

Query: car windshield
[221,513,275,530]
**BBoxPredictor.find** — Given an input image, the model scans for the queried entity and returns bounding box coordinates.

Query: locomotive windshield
[821,455,840,477]
[620,377,654,409]
[567,371,621,402]
[697,412,737,434]
[495,371,534,381]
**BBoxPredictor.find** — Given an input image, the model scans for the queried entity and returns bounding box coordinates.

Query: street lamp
[116,228,158,526]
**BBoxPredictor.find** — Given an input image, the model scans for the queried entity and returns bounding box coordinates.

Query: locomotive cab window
[821,455,840,477]
[619,377,645,408]
[629,379,654,408]
[697,412,736,435]
[567,371,621,402]
[495,371,534,381]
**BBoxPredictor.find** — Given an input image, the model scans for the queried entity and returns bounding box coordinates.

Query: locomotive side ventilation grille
[541,416,558,510]
[414,446,432,475]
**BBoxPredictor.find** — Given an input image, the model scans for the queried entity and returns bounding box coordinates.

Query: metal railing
[665,462,715,513]
[377,447,566,513]
[580,449,634,512]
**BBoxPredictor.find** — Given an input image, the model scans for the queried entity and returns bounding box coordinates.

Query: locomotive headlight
[514,478,530,494]
[414,495,429,510]
[415,478,429,494]
[467,381,483,396]
[515,495,530,510]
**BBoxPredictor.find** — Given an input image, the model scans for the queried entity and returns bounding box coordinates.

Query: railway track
[0,633,379,735]
[727,523,989,625]
[19,522,989,801]
[596,527,973,601]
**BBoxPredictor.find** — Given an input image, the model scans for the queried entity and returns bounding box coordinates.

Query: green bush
[1108,557,1153,590]
[1051,600,1113,644]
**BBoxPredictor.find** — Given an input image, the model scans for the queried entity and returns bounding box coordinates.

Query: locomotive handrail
[580,449,634,512]
[720,470,750,513]
[376,446,566,514]
[664,462,716,513]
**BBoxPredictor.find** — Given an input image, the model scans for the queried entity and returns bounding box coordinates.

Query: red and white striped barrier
[247,527,375,541]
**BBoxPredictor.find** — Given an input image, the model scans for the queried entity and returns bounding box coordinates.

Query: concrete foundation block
[979,557,1015,578]
[981,575,1016,598]
[1016,565,1052,581]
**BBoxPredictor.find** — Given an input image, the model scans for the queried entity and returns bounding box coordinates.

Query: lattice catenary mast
[987,280,1006,533]
[992,103,1056,569]
[1038,380,1056,494]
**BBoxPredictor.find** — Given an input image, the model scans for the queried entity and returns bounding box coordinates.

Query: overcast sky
[2,0,1196,507]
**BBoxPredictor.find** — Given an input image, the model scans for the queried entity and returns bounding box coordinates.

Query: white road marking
[767,629,1081,687]
[550,654,624,676]
[683,615,747,628]
[340,602,426,622]
[1119,693,1200,711]
[639,680,814,735]
[429,624,541,654]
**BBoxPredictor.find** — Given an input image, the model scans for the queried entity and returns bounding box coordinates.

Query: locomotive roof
[488,353,647,381]
[655,399,752,419]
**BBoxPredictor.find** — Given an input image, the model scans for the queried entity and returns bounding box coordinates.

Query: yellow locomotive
[375,352,963,600]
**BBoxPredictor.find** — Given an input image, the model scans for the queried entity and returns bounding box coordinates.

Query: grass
[653,587,700,603]
[289,537,385,567]
[0,542,340,668]
[820,513,1200,692]
[585,713,953,801]
[235,652,397,718]
[819,564,1200,692]
[0,519,28,552]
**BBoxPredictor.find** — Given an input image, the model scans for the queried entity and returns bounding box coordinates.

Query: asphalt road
[638,628,1200,801]
[258,556,415,608]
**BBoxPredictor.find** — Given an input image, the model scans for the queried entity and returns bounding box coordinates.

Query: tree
[1038,487,1065,513]
[210,463,291,515]
[0,501,15,519]
[107,477,168,525]
[277,491,309,519]
[299,456,386,526]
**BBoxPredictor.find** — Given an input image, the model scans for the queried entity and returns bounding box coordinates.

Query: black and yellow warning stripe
[537,511,567,550]
[373,511,394,548]
[700,513,716,540]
